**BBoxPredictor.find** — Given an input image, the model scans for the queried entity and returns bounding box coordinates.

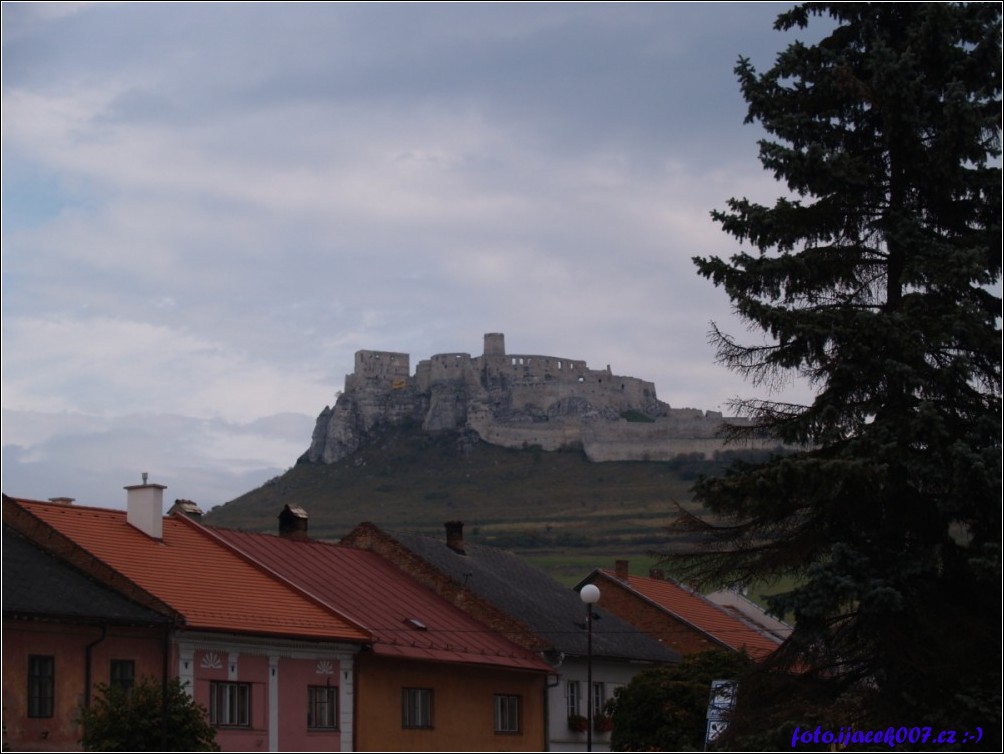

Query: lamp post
[580,583,601,752]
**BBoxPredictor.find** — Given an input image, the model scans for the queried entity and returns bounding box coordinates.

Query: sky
[2,1,822,511]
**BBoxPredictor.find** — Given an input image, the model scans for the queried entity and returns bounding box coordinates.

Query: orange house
[2,523,176,752]
[341,521,679,752]
[208,514,552,751]
[4,489,371,752]
[576,561,787,660]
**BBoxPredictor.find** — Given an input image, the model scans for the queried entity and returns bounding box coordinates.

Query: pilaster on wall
[340,654,354,752]
[269,655,279,752]
[178,645,195,696]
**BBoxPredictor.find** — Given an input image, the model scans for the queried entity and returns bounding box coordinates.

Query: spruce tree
[678,3,1000,745]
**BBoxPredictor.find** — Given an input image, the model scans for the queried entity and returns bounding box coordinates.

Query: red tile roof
[8,498,370,643]
[208,527,552,673]
[598,570,782,660]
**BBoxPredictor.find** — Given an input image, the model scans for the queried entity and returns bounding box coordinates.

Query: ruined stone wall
[485,353,590,384]
[346,350,411,391]
[505,376,660,415]
[303,334,776,465]
[467,407,585,452]
[466,408,775,462]
[582,433,774,462]
[424,353,479,386]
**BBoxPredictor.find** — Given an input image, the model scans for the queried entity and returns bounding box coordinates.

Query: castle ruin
[302,333,778,464]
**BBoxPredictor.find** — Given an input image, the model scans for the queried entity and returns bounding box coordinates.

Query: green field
[205,426,775,592]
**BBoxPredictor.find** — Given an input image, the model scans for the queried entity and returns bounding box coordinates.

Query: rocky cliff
[301,333,777,464]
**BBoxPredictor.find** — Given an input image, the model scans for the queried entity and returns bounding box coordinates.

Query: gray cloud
[2,2,816,507]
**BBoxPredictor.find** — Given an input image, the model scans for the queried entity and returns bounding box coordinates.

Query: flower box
[567,714,588,732]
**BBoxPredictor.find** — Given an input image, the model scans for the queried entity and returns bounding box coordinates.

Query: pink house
[4,488,371,752]
[3,521,176,751]
[206,514,553,751]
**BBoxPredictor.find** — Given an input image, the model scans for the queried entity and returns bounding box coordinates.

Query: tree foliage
[606,650,751,752]
[79,677,219,752]
[675,2,1001,746]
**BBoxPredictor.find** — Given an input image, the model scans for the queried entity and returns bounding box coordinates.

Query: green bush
[620,410,655,423]
[607,651,750,751]
[79,676,219,752]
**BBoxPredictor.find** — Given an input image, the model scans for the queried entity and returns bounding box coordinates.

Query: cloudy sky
[2,2,822,510]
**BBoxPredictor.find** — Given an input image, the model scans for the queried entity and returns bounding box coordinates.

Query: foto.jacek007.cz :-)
[791,725,984,748]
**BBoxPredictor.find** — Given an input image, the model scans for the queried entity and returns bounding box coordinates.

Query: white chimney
[125,477,167,539]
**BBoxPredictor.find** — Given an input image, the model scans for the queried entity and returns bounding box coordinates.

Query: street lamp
[580,583,601,752]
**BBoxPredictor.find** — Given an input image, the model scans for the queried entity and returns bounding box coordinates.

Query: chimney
[445,520,465,554]
[168,499,204,520]
[649,568,665,580]
[278,504,309,540]
[48,497,75,505]
[615,559,630,582]
[125,476,166,539]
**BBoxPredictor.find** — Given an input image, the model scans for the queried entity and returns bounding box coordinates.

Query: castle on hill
[302,333,779,464]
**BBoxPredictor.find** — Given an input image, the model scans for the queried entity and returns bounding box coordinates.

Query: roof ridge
[342,523,553,654]
[2,496,183,622]
[609,571,781,655]
[190,520,373,642]
[7,496,372,642]
[592,569,735,651]
[211,526,553,672]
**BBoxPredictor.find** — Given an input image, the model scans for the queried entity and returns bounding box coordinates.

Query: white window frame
[566,680,580,718]
[592,681,606,715]
[494,694,520,734]
[209,681,251,727]
[402,687,433,729]
[308,684,339,729]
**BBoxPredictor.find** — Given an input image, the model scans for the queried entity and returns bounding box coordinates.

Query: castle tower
[484,332,505,356]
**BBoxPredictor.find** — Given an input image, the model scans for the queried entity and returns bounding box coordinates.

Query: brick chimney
[445,520,465,554]
[649,568,665,580]
[615,559,630,582]
[278,504,309,540]
[125,475,166,539]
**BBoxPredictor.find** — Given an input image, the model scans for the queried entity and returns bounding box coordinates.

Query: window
[592,682,605,716]
[28,655,54,718]
[401,687,432,729]
[308,685,338,729]
[110,659,135,692]
[494,694,520,734]
[566,680,580,717]
[209,681,250,727]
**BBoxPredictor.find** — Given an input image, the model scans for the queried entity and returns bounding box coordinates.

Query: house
[575,561,786,661]
[206,508,553,751]
[3,488,371,752]
[705,587,792,644]
[342,521,679,752]
[2,523,177,752]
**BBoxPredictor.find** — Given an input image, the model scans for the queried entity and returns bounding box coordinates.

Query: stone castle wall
[303,333,779,464]
[346,350,410,391]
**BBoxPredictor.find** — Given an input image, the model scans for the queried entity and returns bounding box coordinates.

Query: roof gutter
[83,623,109,708]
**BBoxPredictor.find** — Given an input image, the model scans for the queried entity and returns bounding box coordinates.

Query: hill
[205,426,769,583]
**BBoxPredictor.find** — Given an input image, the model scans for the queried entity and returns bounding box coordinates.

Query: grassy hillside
[205,427,767,586]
